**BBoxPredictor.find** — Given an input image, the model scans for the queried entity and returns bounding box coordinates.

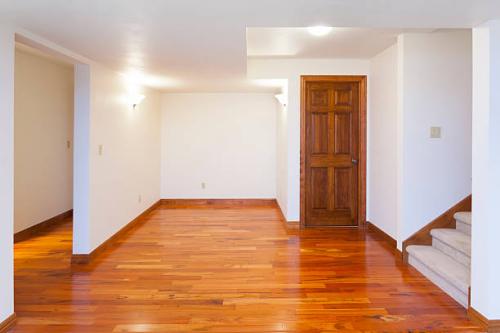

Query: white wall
[398,30,472,244]
[0,24,15,324]
[14,47,74,233]
[275,97,288,216]
[71,62,163,255]
[84,64,162,252]
[471,20,500,320]
[73,63,91,254]
[248,58,371,221]
[249,31,471,236]
[161,93,276,199]
[369,44,399,239]
[5,30,163,268]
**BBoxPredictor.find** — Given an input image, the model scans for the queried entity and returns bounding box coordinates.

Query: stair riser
[456,221,471,235]
[432,238,470,268]
[408,254,468,307]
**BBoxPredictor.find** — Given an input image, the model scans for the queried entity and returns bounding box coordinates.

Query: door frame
[300,75,367,228]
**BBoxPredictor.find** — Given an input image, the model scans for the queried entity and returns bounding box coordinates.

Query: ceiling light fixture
[307,26,333,37]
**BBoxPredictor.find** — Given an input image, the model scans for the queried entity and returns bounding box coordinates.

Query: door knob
[352,159,358,165]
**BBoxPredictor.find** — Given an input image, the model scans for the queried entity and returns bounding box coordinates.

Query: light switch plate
[430,126,441,139]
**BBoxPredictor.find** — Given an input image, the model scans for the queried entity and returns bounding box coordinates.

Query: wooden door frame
[300,75,367,228]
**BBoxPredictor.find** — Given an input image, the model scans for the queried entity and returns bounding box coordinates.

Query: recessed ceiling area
[1,0,499,92]
[246,28,433,59]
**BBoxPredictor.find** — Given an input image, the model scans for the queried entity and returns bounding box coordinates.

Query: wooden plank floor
[11,204,482,332]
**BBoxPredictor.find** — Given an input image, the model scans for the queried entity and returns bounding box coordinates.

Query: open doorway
[13,43,74,246]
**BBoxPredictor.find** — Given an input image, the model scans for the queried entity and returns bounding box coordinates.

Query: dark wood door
[303,78,360,227]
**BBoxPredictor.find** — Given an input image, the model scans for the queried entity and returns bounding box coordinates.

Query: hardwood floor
[11,204,481,332]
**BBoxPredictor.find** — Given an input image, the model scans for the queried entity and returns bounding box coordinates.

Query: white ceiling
[247,28,432,59]
[0,0,499,92]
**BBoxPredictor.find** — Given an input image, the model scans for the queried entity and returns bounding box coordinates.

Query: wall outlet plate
[430,126,442,139]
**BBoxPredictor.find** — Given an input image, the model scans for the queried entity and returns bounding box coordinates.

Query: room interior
[1,2,500,332]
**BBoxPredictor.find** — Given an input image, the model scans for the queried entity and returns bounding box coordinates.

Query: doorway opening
[13,43,75,243]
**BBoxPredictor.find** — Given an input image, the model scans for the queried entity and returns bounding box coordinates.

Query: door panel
[311,168,328,209]
[333,167,351,210]
[334,113,351,154]
[304,80,360,227]
[334,89,352,106]
[311,89,329,106]
[311,113,329,154]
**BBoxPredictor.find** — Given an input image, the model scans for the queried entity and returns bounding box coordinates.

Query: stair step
[454,211,471,235]
[454,212,471,225]
[407,245,469,307]
[431,228,470,267]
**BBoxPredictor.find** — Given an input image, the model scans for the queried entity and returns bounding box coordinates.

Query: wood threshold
[468,307,500,332]
[0,313,16,333]
[71,200,161,265]
[160,199,276,208]
[300,75,367,229]
[402,195,471,262]
[14,209,73,243]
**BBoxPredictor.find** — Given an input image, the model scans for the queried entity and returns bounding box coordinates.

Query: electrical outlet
[201,182,206,189]
[430,126,441,139]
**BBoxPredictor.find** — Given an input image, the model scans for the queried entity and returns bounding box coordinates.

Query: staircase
[406,212,471,307]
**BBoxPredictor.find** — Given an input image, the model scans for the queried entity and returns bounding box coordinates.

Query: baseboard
[72,200,161,265]
[0,313,16,333]
[468,286,471,309]
[273,199,300,230]
[468,307,500,332]
[14,209,73,243]
[402,195,471,262]
[160,198,276,208]
[366,221,399,253]
[282,220,300,231]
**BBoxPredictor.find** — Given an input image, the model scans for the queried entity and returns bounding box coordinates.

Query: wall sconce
[275,93,287,107]
[131,94,145,109]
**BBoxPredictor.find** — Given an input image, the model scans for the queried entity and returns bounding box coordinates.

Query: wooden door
[302,77,364,227]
